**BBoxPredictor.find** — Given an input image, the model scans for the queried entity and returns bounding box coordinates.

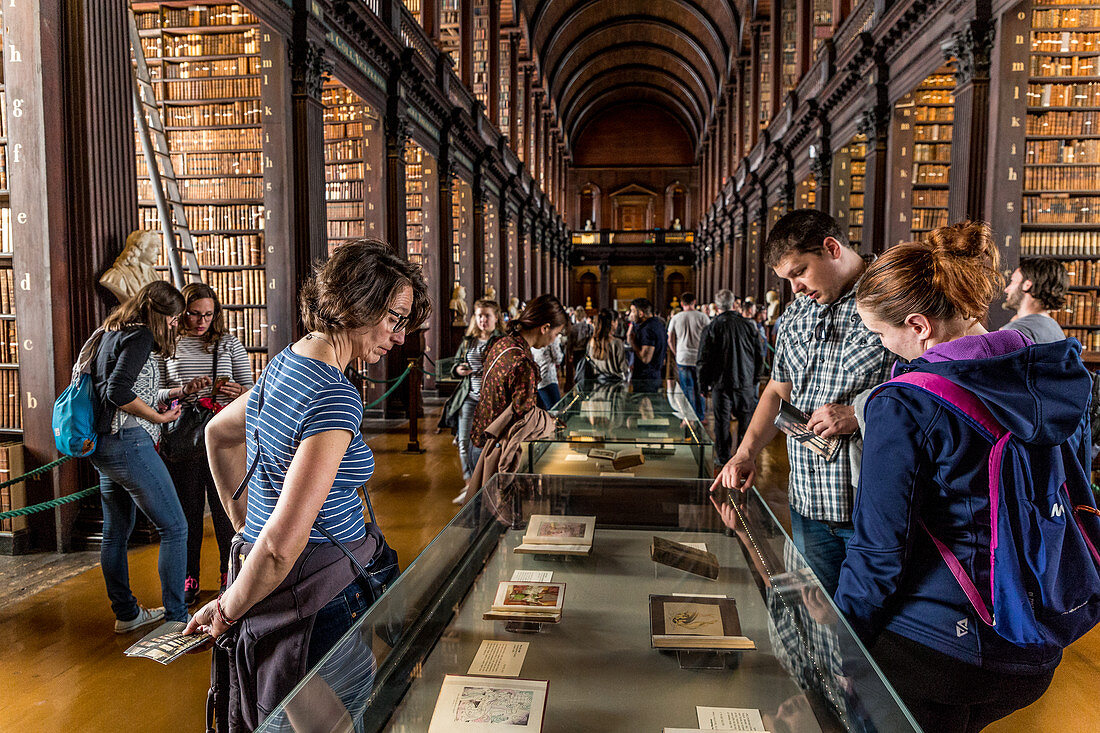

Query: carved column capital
[289,40,332,100]
[857,105,889,143]
[945,21,996,84]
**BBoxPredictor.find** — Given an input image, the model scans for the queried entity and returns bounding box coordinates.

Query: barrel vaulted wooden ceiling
[515,0,746,156]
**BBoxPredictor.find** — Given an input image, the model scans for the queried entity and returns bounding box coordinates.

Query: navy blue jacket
[835,331,1092,674]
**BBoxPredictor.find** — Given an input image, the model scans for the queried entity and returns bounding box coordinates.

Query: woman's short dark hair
[1018,257,1069,311]
[300,238,431,334]
[507,294,568,335]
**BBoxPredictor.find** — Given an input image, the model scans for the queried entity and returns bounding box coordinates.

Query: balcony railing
[571,230,695,247]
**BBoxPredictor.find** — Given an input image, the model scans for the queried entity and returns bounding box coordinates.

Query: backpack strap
[870,370,1011,628]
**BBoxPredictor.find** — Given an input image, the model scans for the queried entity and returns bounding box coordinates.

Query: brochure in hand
[124,621,209,664]
[773,399,840,461]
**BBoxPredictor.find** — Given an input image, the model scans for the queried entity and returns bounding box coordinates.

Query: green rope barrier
[0,486,99,521]
[363,366,411,409]
[0,454,72,491]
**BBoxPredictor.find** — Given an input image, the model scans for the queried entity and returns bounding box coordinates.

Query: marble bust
[100,230,162,303]
[450,285,469,326]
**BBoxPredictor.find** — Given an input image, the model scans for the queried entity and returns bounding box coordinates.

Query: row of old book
[0,370,21,432]
[164,103,262,132]
[1027,138,1100,165]
[1065,259,1100,286]
[135,5,257,30]
[139,177,263,203]
[1028,83,1100,108]
[1024,195,1100,224]
[0,268,16,315]
[1026,110,1100,137]
[162,78,260,101]
[324,139,366,163]
[142,150,263,177]
[1021,230,1100,255]
[203,270,267,308]
[1055,291,1100,326]
[1032,32,1100,55]
[0,440,25,533]
[1032,8,1100,29]
[156,57,261,80]
[1024,164,1100,190]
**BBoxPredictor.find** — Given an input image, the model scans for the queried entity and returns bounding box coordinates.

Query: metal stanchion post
[405,357,425,454]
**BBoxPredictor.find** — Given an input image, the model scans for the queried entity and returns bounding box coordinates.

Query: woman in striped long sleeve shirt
[161,282,254,605]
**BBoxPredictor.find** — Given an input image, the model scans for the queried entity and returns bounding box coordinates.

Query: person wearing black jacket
[696,289,765,467]
[89,280,208,632]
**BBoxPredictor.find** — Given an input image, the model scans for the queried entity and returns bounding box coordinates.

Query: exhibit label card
[468,640,529,677]
[563,453,588,462]
[696,706,766,730]
[511,570,553,582]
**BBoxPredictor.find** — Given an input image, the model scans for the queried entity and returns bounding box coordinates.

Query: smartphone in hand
[211,376,228,396]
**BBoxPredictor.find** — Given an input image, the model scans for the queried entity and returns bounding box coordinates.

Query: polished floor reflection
[0,399,1095,731]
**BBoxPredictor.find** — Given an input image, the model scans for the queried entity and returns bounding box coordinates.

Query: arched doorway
[666,272,686,312]
[578,272,598,311]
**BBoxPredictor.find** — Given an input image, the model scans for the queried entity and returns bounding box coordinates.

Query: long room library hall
[1,0,1100,732]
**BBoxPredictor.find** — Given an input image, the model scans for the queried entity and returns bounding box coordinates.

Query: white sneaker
[114,605,165,634]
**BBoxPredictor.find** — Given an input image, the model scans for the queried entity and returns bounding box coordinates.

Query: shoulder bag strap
[872,370,1008,627]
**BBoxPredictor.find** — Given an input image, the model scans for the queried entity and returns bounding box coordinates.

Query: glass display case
[525,381,713,478]
[257,474,918,732]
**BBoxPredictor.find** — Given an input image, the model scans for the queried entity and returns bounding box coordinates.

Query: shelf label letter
[25,392,36,410]
[19,273,30,290]
[7,44,21,64]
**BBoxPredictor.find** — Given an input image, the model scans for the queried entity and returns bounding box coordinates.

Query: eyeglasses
[387,309,410,333]
[185,310,215,321]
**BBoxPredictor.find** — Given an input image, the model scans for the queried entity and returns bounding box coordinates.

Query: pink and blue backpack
[874,371,1100,649]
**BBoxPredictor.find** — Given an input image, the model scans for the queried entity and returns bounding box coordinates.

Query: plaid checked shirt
[771,285,892,523]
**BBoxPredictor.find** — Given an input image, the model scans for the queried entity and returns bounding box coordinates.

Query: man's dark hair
[764,209,850,268]
[1019,257,1069,310]
[630,297,654,316]
[679,292,696,306]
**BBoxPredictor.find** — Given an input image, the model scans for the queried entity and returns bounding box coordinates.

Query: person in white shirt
[532,332,564,409]
[666,292,711,422]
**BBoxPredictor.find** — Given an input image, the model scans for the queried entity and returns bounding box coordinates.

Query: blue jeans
[457,397,481,480]
[676,364,707,421]
[307,578,377,726]
[91,427,188,622]
[789,506,854,598]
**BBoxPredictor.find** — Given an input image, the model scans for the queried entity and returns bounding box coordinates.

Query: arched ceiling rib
[516,0,740,155]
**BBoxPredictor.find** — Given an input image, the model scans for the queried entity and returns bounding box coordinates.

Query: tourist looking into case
[712,209,892,596]
[160,282,254,605]
[835,222,1096,732]
[186,239,430,729]
[586,308,630,382]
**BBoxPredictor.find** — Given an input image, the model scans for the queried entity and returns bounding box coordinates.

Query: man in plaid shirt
[713,210,891,595]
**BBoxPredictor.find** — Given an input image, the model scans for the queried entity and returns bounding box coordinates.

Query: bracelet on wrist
[215,594,237,627]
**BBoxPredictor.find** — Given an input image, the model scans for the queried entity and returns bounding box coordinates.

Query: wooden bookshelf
[812,0,833,57]
[759,29,773,130]
[452,175,466,292]
[0,17,21,434]
[322,78,369,253]
[797,172,816,209]
[910,70,955,237]
[133,2,268,379]
[1025,0,1100,357]
[440,0,461,69]
[405,141,426,268]
[833,134,867,248]
[472,0,490,110]
[780,3,798,96]
[484,197,498,297]
[499,36,511,141]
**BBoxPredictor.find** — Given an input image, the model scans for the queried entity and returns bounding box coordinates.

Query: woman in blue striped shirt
[186,239,430,728]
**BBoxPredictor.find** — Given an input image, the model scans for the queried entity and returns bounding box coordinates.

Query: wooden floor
[0,401,1096,732]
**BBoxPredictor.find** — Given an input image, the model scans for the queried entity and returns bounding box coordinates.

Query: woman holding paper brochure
[185,239,430,729]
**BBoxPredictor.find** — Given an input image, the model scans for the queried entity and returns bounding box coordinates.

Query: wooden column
[516,208,528,302]
[289,34,330,288]
[508,35,520,149]
[655,263,667,315]
[858,104,891,255]
[749,26,762,151]
[260,26,295,355]
[422,0,440,41]
[471,171,486,297]
[437,150,456,356]
[946,21,995,225]
[598,261,611,310]
[488,0,500,127]
[498,198,511,306]
[5,0,91,551]
[459,0,473,88]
